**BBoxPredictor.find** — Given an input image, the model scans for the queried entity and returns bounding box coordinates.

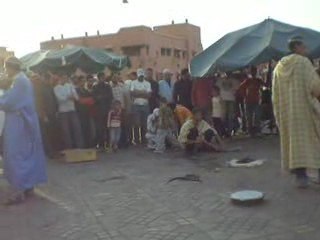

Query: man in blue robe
[0,57,47,205]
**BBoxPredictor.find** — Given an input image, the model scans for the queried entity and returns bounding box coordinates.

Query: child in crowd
[107,100,122,152]
[179,108,225,154]
[211,85,227,137]
[154,98,179,153]
[146,108,159,149]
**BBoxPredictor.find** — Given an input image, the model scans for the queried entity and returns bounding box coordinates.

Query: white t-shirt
[212,96,224,118]
[216,77,239,101]
[130,80,151,105]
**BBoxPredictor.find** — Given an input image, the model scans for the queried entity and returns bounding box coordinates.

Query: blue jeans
[246,103,261,135]
[109,127,121,146]
[132,104,149,143]
[59,111,84,149]
[238,100,247,132]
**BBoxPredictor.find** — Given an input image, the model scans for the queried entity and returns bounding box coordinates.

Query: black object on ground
[93,176,127,183]
[167,174,202,184]
[237,157,256,164]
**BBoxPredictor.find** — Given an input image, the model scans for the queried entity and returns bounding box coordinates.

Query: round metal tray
[231,190,265,205]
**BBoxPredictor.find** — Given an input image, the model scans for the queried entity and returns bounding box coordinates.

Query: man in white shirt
[216,72,240,136]
[130,69,151,144]
[158,69,174,103]
[54,74,83,149]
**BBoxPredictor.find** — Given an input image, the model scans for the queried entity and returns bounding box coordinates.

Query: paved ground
[0,136,320,240]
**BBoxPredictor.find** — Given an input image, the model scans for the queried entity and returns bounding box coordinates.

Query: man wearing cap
[273,37,320,188]
[130,69,151,144]
[0,57,47,204]
[159,69,174,103]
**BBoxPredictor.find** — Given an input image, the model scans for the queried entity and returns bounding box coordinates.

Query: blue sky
[1,0,319,57]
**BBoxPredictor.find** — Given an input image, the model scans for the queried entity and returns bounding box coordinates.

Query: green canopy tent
[190,18,320,77]
[21,46,131,74]
[20,50,50,70]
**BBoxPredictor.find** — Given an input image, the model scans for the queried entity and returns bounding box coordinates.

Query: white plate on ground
[231,190,264,202]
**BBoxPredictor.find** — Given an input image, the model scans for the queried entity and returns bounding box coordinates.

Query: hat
[5,57,22,70]
[162,68,172,75]
[137,68,145,77]
[153,108,160,117]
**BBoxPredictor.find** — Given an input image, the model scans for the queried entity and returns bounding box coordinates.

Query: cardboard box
[63,149,97,163]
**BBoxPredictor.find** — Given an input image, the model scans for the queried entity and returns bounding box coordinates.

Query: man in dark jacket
[145,68,159,112]
[75,76,96,148]
[92,72,113,149]
[173,68,193,110]
[32,73,61,158]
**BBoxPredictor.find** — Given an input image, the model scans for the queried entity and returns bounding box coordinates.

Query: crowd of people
[30,64,277,157]
[1,37,320,205]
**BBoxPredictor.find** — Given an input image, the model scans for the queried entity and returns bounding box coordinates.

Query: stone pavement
[1,136,320,240]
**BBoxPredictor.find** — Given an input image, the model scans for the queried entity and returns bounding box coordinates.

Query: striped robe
[273,54,320,170]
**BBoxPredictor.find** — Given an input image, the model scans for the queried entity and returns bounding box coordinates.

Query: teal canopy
[20,50,50,70]
[20,46,131,73]
[190,18,320,77]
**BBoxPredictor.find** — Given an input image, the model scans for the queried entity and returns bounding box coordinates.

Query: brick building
[40,20,202,78]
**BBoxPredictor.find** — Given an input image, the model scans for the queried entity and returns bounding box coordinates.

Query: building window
[166,48,171,56]
[146,46,149,56]
[105,48,113,52]
[161,48,172,57]
[122,46,141,57]
[174,49,181,58]
[161,48,166,56]
[182,51,187,59]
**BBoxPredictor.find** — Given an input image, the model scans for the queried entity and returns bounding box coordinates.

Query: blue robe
[0,73,47,190]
